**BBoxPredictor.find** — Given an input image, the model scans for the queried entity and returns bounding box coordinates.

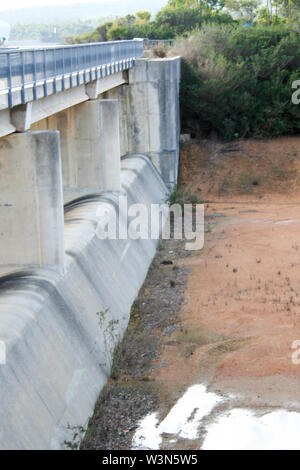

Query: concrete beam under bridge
[8,71,128,135]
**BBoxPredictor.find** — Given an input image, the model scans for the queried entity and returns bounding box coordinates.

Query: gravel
[81,236,189,450]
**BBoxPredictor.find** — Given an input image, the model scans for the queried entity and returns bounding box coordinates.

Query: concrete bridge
[0,40,181,449]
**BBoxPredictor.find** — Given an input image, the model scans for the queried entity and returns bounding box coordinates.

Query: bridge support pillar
[0,131,65,275]
[107,57,181,189]
[98,99,122,193]
[32,99,121,203]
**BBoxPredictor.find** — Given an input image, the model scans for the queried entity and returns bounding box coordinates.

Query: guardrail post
[20,51,26,105]
[62,48,65,91]
[76,47,80,86]
[43,49,48,98]
[69,48,73,88]
[32,50,37,101]
[7,54,13,108]
[53,48,57,94]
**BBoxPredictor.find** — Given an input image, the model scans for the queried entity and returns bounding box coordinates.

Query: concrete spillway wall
[0,155,167,450]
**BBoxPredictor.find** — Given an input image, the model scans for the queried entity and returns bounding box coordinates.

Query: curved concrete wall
[0,155,168,450]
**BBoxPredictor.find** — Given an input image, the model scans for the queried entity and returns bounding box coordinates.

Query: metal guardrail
[143,39,174,49]
[0,39,144,108]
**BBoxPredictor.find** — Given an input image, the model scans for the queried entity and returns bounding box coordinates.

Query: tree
[96,22,113,41]
[168,0,194,7]
[225,0,261,21]
[168,0,225,9]
[135,10,151,22]
[280,0,300,21]
[66,0,234,43]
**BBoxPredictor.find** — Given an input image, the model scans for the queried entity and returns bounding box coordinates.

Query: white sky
[0,0,118,11]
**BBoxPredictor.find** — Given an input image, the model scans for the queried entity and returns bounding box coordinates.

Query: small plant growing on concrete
[97,308,120,373]
[63,424,86,450]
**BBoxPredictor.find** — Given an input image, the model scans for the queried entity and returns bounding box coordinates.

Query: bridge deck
[0,39,144,109]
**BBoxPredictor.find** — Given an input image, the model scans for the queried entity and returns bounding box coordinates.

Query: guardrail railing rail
[143,39,174,49]
[0,39,144,108]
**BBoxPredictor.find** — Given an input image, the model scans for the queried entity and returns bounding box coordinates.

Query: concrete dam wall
[0,156,168,449]
[0,50,181,449]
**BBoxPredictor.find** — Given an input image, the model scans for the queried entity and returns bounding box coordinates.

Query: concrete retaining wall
[104,57,181,188]
[0,155,168,450]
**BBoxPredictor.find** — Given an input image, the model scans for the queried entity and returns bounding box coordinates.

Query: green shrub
[167,187,200,206]
[67,6,235,43]
[174,24,300,140]
[154,5,234,38]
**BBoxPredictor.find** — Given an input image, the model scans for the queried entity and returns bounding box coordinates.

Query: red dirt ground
[153,136,300,410]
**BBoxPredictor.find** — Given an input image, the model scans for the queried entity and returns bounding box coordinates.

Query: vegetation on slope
[66,0,300,140]
[175,25,300,140]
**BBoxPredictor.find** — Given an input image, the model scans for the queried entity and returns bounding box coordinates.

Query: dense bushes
[174,25,300,140]
[154,6,233,37]
[67,6,235,43]
[66,0,300,141]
